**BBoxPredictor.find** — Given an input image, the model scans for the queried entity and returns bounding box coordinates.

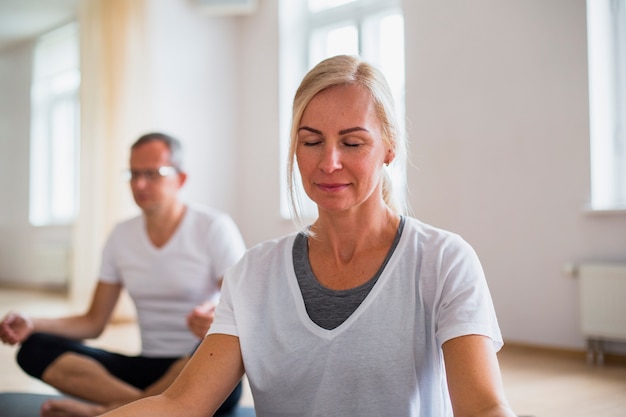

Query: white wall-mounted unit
[579,262,626,364]
[195,0,258,16]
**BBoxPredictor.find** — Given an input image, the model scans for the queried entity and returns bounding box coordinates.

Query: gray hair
[131,132,184,171]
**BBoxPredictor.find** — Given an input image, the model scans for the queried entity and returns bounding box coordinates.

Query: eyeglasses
[125,166,179,181]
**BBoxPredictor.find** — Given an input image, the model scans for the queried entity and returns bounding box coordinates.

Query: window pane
[33,23,79,79]
[587,0,626,209]
[308,0,355,13]
[361,12,406,213]
[29,23,80,226]
[50,97,79,222]
[309,24,359,67]
[372,14,404,92]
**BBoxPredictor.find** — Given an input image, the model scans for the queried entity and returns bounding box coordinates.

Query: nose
[131,175,149,189]
[319,144,342,173]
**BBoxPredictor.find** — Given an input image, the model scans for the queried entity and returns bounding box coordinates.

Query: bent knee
[17,333,56,378]
[17,333,78,379]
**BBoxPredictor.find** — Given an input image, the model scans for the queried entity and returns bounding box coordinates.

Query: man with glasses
[0,133,247,416]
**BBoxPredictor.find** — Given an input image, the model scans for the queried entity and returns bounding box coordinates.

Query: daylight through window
[30,23,81,226]
[587,0,626,211]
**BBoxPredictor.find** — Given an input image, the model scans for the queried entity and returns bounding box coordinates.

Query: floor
[2,288,626,416]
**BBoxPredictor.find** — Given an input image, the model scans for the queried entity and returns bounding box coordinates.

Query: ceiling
[0,0,78,51]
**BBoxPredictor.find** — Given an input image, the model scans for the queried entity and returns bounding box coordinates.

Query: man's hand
[0,312,34,345]
[186,302,216,339]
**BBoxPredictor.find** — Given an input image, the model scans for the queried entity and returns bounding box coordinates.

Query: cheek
[355,161,385,187]
[295,151,314,174]
[159,184,177,197]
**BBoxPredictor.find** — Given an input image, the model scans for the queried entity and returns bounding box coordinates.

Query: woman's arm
[98,333,245,417]
[443,335,516,417]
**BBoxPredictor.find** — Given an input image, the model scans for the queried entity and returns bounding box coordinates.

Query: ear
[177,171,188,187]
[384,148,395,166]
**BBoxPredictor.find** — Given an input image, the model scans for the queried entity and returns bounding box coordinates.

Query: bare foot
[40,398,107,417]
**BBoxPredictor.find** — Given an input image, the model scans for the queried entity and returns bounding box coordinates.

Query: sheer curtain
[72,0,150,309]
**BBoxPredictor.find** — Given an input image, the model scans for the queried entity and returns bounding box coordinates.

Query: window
[587,0,626,211]
[29,23,81,226]
[279,0,405,219]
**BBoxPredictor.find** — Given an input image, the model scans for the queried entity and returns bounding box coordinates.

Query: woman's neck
[310,205,400,261]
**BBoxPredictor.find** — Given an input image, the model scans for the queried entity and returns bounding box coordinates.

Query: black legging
[17,333,242,414]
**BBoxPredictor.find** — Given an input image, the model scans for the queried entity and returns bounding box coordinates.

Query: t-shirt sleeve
[98,226,122,284]
[208,259,241,337]
[434,235,503,351]
[207,214,247,280]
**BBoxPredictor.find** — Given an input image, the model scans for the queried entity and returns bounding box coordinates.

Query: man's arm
[186,277,223,339]
[0,282,122,344]
[98,333,245,417]
[443,334,516,417]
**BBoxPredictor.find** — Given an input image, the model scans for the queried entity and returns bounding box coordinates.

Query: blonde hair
[287,55,407,227]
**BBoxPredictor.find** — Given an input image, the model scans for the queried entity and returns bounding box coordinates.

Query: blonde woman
[99,55,515,417]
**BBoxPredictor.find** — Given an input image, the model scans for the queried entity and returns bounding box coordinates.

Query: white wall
[145,1,241,218]
[402,0,626,349]
[131,0,292,247]
[0,41,31,285]
[1,0,625,351]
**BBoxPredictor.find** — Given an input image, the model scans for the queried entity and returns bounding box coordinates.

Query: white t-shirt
[210,217,503,417]
[100,204,246,357]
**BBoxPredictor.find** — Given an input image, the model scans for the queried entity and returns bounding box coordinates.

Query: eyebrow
[298,126,369,135]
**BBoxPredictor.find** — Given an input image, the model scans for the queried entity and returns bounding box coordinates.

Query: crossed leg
[39,353,189,417]
[17,334,240,417]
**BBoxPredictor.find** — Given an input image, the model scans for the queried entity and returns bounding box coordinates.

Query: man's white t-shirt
[100,204,246,357]
[210,217,503,417]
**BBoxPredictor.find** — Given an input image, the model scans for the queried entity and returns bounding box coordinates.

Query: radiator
[579,262,626,365]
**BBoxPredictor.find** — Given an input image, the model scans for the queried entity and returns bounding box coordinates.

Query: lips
[316,183,348,192]
[133,192,152,203]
